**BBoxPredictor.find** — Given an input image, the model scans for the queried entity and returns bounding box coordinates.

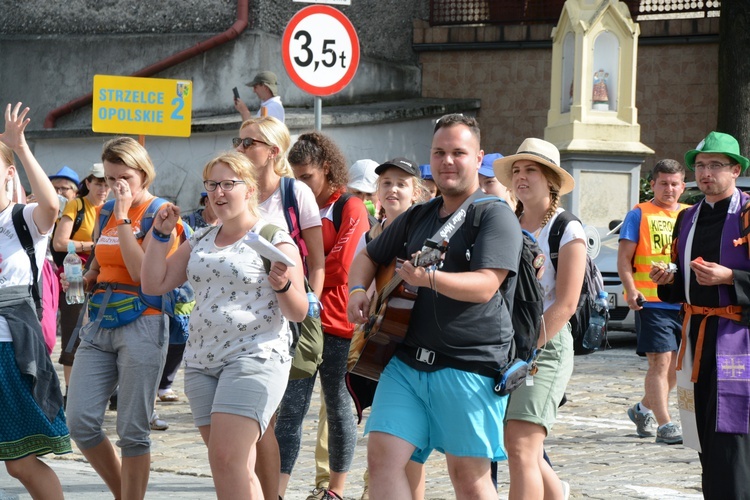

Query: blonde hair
[101,137,156,189]
[0,142,12,169]
[240,117,294,179]
[514,162,562,228]
[202,151,259,217]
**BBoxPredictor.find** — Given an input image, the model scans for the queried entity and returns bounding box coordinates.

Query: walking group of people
[0,95,748,500]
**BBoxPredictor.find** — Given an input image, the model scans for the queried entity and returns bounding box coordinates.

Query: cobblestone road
[0,332,702,499]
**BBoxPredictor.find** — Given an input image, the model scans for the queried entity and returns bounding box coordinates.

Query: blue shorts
[364,356,508,463]
[635,307,681,355]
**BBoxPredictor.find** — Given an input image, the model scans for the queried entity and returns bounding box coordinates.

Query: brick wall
[416,18,719,179]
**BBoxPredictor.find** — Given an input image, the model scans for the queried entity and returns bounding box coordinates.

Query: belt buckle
[415,347,435,365]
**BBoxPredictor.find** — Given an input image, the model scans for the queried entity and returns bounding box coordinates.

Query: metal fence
[429,0,721,26]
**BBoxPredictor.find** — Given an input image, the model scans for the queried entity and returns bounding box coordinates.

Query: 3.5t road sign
[282,5,360,96]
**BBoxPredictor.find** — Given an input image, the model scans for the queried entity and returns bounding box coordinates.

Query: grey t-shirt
[366,194,522,373]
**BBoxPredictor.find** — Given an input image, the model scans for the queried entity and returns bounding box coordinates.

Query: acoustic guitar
[347,248,444,381]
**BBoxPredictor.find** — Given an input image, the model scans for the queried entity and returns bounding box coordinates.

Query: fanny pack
[88,286,146,329]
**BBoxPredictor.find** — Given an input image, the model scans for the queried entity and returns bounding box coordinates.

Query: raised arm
[141,204,190,295]
[0,103,58,232]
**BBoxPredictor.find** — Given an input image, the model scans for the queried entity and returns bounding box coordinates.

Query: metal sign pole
[314,96,322,131]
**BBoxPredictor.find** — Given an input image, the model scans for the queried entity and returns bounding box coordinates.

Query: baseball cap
[347,159,379,194]
[479,153,503,178]
[375,157,419,177]
[90,162,105,178]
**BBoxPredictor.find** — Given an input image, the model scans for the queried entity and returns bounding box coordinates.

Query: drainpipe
[44,0,249,129]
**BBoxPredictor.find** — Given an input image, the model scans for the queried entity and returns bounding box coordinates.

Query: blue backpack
[97,198,195,343]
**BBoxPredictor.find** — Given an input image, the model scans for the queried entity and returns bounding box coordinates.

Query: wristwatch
[116,218,132,226]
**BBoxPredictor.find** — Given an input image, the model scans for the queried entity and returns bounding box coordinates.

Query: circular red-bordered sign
[282,5,360,97]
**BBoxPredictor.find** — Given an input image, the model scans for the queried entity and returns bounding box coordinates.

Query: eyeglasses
[203,180,246,192]
[232,137,269,149]
[54,186,76,194]
[694,162,736,171]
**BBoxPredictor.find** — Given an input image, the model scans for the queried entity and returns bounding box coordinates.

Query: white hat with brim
[492,138,575,196]
[347,159,379,194]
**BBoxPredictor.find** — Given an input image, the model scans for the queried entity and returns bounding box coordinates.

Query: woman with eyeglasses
[141,152,308,499]
[0,103,70,499]
[234,116,325,500]
[275,132,370,500]
[52,162,111,398]
[63,137,180,500]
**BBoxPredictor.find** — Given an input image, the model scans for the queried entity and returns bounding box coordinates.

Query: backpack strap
[257,223,286,274]
[279,177,308,261]
[11,204,42,317]
[548,210,579,272]
[97,199,116,242]
[71,197,86,237]
[333,192,353,233]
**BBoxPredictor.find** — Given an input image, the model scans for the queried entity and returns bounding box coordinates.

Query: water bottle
[64,241,85,305]
[306,291,322,319]
[582,291,608,350]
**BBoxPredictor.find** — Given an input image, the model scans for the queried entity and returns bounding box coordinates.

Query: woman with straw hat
[494,138,586,500]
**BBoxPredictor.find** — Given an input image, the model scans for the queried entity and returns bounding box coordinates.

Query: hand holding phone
[232,87,240,100]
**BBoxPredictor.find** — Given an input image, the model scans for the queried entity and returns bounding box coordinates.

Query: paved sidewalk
[0,332,702,499]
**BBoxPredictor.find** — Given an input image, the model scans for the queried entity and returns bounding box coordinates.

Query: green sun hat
[685,131,749,173]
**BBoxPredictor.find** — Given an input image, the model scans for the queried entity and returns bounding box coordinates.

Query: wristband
[349,285,367,297]
[151,228,171,243]
[272,280,292,294]
[116,218,131,226]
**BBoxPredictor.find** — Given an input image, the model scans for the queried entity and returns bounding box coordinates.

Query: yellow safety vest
[632,201,688,301]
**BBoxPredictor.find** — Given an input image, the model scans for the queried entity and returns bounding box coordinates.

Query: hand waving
[0,103,31,152]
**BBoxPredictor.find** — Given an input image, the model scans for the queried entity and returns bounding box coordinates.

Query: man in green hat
[234,70,285,123]
[652,131,750,498]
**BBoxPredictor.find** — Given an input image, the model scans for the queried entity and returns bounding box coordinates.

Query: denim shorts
[635,307,681,355]
[184,352,290,433]
[505,324,574,435]
[364,356,508,463]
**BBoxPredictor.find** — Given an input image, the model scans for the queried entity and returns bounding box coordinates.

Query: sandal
[158,389,180,402]
[150,411,169,431]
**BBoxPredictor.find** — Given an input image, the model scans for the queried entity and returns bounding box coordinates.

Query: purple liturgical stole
[679,189,750,434]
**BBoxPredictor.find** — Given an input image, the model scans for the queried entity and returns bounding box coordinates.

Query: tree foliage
[717,2,750,155]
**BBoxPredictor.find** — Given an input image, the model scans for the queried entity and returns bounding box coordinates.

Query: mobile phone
[232,87,240,100]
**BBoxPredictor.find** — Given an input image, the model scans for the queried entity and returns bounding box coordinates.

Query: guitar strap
[422,189,485,252]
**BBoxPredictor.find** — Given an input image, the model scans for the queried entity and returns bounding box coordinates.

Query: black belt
[398,344,498,379]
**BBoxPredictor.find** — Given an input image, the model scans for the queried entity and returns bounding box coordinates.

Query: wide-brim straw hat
[493,138,575,195]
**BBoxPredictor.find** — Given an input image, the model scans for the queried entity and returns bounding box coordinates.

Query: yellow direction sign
[92,75,192,137]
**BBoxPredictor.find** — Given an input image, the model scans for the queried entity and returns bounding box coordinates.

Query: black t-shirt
[366,194,522,373]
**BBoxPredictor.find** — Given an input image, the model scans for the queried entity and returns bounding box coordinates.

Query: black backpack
[463,197,545,394]
[548,210,607,355]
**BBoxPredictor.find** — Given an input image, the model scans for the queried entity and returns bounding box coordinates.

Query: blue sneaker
[627,403,656,437]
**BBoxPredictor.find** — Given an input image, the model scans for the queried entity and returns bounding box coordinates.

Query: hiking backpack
[548,210,607,355]
[98,198,196,343]
[465,197,545,394]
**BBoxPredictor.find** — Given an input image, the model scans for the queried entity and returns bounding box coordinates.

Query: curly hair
[101,137,156,189]
[202,151,260,217]
[240,116,294,179]
[514,164,562,229]
[288,132,348,190]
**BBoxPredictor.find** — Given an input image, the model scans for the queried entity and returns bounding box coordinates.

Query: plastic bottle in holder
[306,291,321,319]
[64,241,85,305]
[583,291,609,351]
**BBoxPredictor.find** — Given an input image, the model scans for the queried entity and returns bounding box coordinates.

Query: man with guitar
[347,114,522,499]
